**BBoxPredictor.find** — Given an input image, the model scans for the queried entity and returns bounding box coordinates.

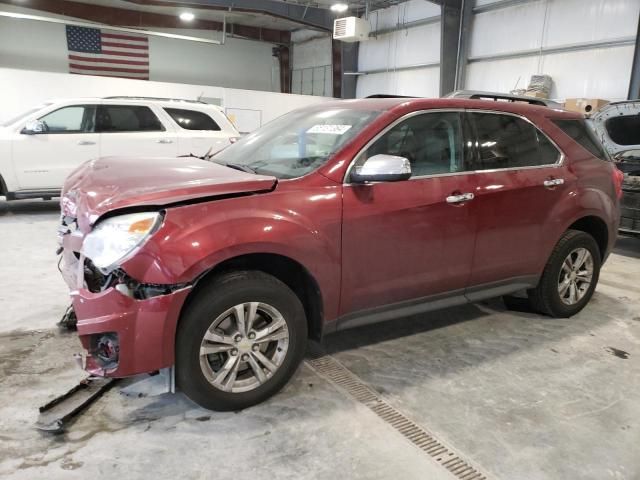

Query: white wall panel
[540,46,635,100]
[469,1,547,57]
[292,35,332,70]
[359,22,441,72]
[465,56,540,94]
[356,67,440,98]
[0,68,331,128]
[466,0,639,101]
[543,0,640,47]
[367,0,440,30]
[465,45,635,101]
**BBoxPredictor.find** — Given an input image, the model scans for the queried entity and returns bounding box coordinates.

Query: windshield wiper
[222,162,256,174]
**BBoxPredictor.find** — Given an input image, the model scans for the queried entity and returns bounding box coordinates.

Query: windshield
[1,103,53,127]
[213,107,381,179]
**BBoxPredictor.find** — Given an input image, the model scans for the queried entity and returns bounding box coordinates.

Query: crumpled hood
[590,100,640,157]
[62,156,277,231]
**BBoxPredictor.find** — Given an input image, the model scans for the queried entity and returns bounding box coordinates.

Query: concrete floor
[1,199,639,480]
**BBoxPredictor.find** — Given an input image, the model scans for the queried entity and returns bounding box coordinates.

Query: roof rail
[103,96,208,104]
[446,90,560,107]
[365,94,417,99]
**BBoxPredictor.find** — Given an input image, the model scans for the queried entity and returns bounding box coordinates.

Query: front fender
[121,184,342,320]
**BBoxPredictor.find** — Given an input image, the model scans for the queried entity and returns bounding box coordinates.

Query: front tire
[176,271,307,411]
[527,230,601,318]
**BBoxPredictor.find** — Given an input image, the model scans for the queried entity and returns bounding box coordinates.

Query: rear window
[552,119,609,161]
[165,108,221,131]
[604,116,640,146]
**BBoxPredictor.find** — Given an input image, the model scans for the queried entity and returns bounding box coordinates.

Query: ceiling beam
[0,0,291,44]
[121,0,335,31]
[426,0,462,9]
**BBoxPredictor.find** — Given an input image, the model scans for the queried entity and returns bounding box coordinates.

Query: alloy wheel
[557,247,594,306]
[199,302,290,393]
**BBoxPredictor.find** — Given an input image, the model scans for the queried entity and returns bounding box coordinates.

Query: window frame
[31,104,98,135]
[344,109,476,184]
[467,110,565,172]
[96,104,166,133]
[343,108,566,184]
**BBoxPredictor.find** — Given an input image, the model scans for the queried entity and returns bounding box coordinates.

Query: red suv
[58,97,622,411]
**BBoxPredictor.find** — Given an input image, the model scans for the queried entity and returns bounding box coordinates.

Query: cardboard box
[564,98,610,115]
[524,90,549,99]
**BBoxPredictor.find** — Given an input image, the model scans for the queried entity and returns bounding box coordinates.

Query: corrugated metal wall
[355,0,640,101]
[467,0,640,100]
[356,0,442,98]
[291,30,333,96]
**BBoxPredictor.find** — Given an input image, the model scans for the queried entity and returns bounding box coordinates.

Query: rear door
[163,107,233,156]
[466,111,570,292]
[97,104,178,157]
[12,104,100,189]
[340,110,478,316]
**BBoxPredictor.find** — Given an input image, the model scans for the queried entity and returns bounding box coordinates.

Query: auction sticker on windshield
[307,124,352,135]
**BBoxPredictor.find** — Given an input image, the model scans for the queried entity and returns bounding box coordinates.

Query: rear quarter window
[552,119,609,161]
[165,108,221,131]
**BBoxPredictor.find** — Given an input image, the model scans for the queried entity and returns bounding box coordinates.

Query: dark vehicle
[590,100,640,235]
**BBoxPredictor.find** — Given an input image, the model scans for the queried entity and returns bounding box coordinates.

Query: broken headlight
[81,212,162,271]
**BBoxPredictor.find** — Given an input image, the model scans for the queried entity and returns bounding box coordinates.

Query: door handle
[77,140,96,146]
[543,178,564,187]
[157,138,174,144]
[446,192,475,204]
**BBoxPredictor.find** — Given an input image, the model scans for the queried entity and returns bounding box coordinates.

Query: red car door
[340,110,478,317]
[465,111,572,293]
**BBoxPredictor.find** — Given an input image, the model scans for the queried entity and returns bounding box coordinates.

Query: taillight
[613,166,624,199]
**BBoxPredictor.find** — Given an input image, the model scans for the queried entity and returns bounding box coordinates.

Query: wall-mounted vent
[333,17,370,43]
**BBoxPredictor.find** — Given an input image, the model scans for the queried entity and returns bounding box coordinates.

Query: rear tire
[176,270,307,411]
[527,230,601,318]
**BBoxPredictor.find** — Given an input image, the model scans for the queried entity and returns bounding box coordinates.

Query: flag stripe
[70,70,149,80]
[69,54,149,66]
[101,49,150,58]
[101,32,148,42]
[69,63,149,74]
[101,41,149,50]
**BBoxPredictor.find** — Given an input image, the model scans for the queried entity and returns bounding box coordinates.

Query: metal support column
[340,42,359,99]
[454,0,473,91]
[440,3,461,96]
[629,10,640,99]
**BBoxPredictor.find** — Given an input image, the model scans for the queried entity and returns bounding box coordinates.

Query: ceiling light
[330,3,349,13]
[179,12,195,21]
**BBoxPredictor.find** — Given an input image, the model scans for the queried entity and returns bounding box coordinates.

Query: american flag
[66,25,149,80]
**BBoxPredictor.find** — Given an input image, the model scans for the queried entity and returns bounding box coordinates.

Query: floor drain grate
[306,351,489,480]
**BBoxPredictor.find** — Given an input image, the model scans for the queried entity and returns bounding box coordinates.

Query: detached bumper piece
[35,376,117,434]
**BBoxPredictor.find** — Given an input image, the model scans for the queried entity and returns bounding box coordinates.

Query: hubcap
[557,248,594,306]
[199,302,289,393]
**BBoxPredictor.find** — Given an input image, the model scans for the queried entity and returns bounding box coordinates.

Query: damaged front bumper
[60,247,192,378]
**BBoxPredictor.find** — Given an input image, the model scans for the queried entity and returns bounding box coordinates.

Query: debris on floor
[35,376,117,433]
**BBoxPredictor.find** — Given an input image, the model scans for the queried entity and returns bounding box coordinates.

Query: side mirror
[350,154,412,183]
[21,120,46,135]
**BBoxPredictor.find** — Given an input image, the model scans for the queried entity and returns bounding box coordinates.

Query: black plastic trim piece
[333,276,539,333]
[11,189,61,200]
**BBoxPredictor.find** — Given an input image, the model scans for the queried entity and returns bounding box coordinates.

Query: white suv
[0,97,240,200]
